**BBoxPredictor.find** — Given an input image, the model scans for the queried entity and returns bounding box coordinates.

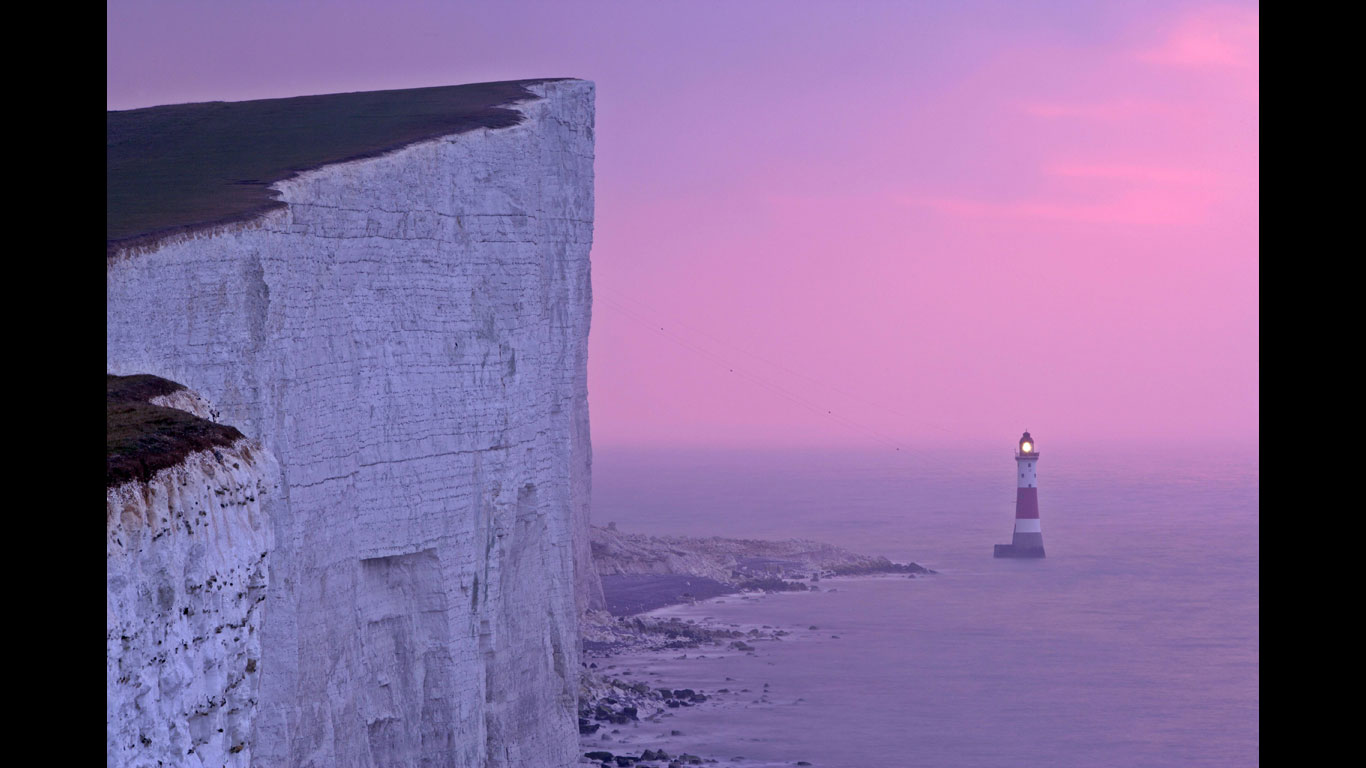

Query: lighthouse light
[1021,442,1032,453]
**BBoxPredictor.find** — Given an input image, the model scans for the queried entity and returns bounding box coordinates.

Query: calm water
[592,442,1259,767]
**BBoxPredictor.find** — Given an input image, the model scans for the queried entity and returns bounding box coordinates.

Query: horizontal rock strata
[107,79,598,767]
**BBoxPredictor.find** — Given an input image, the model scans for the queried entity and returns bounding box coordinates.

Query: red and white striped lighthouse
[994,431,1046,558]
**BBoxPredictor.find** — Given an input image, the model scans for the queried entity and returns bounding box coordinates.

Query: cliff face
[107,80,599,767]
[107,422,280,768]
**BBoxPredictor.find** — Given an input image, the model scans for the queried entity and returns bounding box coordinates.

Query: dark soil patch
[107,78,570,256]
[107,374,243,488]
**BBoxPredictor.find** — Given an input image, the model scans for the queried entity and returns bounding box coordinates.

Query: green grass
[107,374,244,488]
[107,79,564,254]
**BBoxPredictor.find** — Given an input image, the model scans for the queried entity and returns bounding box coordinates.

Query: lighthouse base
[994,544,1046,558]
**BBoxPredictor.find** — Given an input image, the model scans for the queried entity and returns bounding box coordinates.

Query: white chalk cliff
[107,411,280,768]
[107,80,599,767]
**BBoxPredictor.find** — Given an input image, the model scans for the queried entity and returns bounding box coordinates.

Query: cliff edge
[107,79,598,767]
[107,377,280,767]
[107,79,565,256]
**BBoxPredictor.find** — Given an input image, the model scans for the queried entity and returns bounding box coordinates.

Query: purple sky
[109,1,1259,449]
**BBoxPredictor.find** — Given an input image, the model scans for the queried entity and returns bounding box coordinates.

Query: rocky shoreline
[590,524,932,617]
[576,527,933,767]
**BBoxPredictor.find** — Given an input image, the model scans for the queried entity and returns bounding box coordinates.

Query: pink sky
[108,1,1259,449]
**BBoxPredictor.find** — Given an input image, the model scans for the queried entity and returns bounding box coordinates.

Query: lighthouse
[993,431,1046,558]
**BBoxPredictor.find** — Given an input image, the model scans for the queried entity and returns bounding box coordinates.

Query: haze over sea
[593,441,1259,767]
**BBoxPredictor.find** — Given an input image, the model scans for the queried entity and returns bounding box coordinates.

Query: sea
[590,441,1259,768]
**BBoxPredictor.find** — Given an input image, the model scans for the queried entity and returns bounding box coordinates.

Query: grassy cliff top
[107,78,566,255]
[107,374,245,488]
